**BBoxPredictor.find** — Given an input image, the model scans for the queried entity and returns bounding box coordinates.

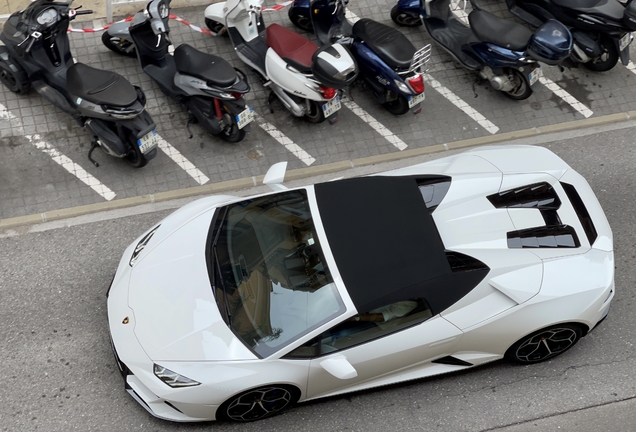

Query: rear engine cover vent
[417,176,451,213]
[446,250,490,272]
[488,182,561,210]
[508,225,580,249]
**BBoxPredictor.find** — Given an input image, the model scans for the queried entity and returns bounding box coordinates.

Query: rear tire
[505,323,583,364]
[219,109,247,143]
[124,135,149,168]
[101,32,137,57]
[0,59,30,94]
[503,69,532,100]
[304,100,327,123]
[383,95,410,115]
[583,36,619,72]
[391,5,422,27]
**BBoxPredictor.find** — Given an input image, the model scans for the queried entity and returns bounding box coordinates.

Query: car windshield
[209,189,345,357]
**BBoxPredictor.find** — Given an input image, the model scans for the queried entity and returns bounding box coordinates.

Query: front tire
[503,69,532,100]
[101,32,137,57]
[0,59,30,94]
[391,5,422,27]
[583,36,619,72]
[383,94,410,115]
[289,8,314,32]
[217,385,300,422]
[205,18,227,36]
[124,135,149,168]
[304,100,327,123]
[505,324,583,364]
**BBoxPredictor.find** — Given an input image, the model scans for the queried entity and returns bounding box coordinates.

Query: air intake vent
[507,225,580,249]
[488,182,561,210]
[561,182,598,245]
[446,251,489,272]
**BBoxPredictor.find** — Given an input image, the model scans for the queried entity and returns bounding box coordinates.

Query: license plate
[528,66,542,86]
[322,95,341,118]
[137,130,158,154]
[236,106,254,129]
[408,91,425,108]
[619,33,631,51]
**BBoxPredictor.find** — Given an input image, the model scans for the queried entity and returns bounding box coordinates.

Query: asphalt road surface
[1,122,635,432]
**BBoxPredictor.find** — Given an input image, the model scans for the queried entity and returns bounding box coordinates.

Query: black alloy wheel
[505,323,583,364]
[124,135,149,168]
[289,9,314,32]
[383,94,410,115]
[391,5,422,27]
[218,385,299,422]
[0,60,30,94]
[583,36,619,72]
[304,100,327,123]
[205,18,227,36]
[503,69,532,100]
[219,109,247,143]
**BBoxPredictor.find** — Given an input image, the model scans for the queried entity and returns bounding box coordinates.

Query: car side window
[283,298,433,358]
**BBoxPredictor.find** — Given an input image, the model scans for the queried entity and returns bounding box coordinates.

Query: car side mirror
[263,161,288,191]
[319,355,358,380]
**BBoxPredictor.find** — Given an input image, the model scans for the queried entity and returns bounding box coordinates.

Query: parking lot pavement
[2,0,636,222]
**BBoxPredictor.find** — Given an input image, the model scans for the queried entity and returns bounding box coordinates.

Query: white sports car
[107,145,614,422]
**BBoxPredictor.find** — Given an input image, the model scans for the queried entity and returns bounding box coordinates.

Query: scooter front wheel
[390,6,422,27]
[504,69,532,101]
[101,32,137,58]
[205,18,228,36]
[0,59,30,94]
[383,94,410,115]
[304,101,327,123]
[289,8,314,32]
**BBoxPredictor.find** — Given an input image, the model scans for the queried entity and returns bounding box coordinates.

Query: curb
[1,111,633,230]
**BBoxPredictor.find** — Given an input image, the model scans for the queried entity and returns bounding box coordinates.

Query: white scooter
[205,0,357,124]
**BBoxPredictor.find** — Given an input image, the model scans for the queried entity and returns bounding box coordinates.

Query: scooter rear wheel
[102,32,137,58]
[0,59,30,94]
[391,5,422,27]
[583,36,619,72]
[504,69,532,101]
[304,101,327,123]
[219,111,247,143]
[383,94,410,115]
[124,136,149,168]
[289,8,314,32]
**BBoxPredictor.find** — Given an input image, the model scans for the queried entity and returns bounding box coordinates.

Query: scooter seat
[351,19,416,69]
[174,44,237,87]
[468,10,533,52]
[266,23,318,72]
[67,63,138,107]
[552,0,624,22]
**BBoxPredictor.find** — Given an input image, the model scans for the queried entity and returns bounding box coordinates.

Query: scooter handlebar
[74,9,93,15]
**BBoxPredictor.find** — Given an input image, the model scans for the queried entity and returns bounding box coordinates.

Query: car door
[303,314,463,400]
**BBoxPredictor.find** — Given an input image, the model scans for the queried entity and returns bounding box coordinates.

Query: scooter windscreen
[526,20,572,65]
[311,43,358,89]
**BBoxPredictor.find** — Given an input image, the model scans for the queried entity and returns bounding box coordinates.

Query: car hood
[128,206,257,362]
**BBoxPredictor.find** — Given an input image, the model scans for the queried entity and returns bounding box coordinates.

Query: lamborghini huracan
[107,145,614,422]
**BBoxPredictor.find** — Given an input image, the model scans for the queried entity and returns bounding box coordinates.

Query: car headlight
[129,225,160,267]
[153,364,200,388]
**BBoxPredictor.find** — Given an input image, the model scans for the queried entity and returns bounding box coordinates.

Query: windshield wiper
[211,207,232,326]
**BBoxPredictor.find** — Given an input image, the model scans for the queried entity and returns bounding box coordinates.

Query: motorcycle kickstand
[186,114,197,139]
[87,141,100,167]
[267,91,276,113]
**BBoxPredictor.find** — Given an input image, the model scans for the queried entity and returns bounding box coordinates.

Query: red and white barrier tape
[68,2,295,34]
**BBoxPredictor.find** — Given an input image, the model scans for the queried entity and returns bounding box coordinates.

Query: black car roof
[314,176,487,315]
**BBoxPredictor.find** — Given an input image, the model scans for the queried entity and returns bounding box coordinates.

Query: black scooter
[505,0,636,71]
[102,0,253,142]
[0,0,158,168]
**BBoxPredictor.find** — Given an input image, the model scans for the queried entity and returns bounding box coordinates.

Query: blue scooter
[289,0,431,115]
[390,0,573,100]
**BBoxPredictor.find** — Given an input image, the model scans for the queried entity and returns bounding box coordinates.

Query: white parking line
[0,103,117,201]
[538,76,593,118]
[625,60,636,75]
[342,99,408,150]
[426,77,500,134]
[255,114,316,166]
[155,135,210,185]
